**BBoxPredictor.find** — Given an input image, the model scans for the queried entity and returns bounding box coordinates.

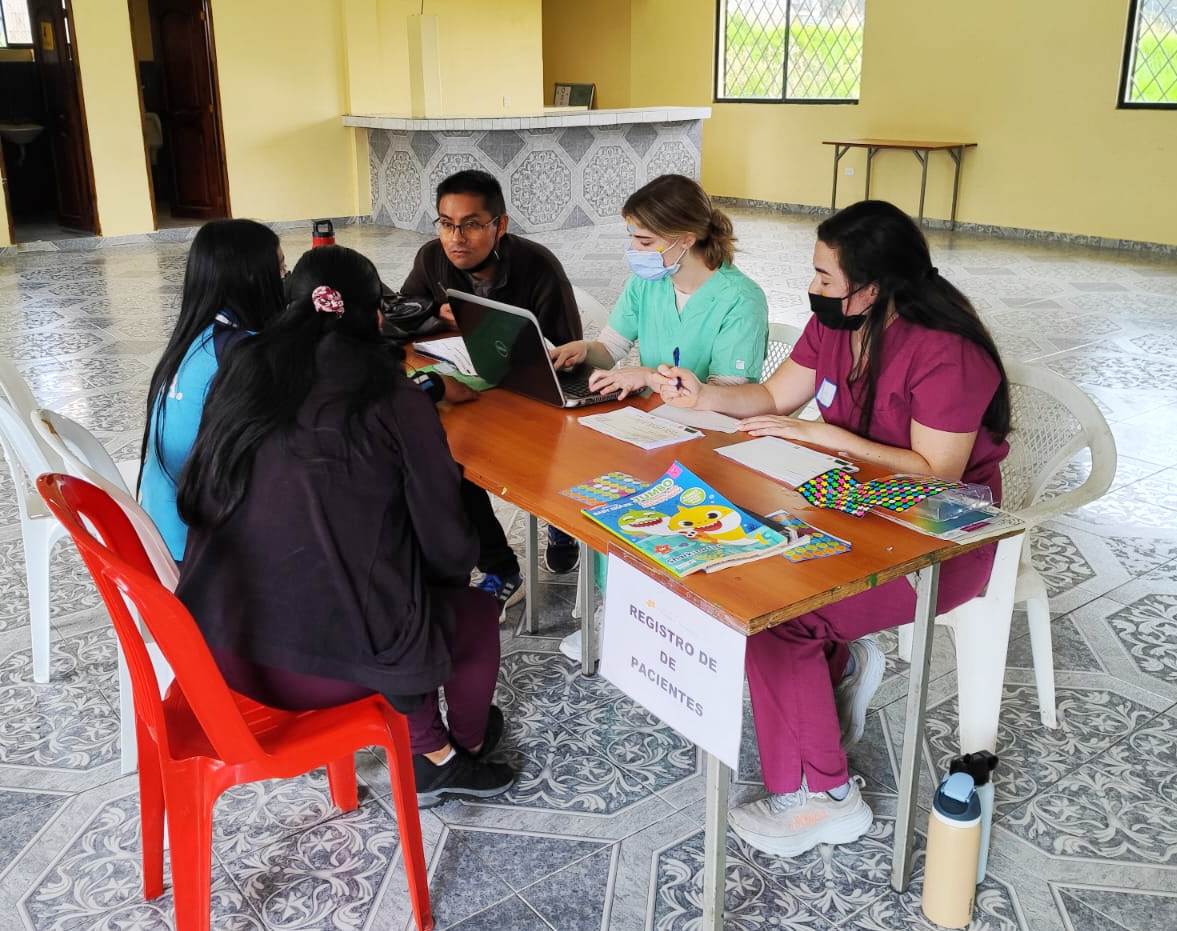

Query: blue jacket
[139,315,247,561]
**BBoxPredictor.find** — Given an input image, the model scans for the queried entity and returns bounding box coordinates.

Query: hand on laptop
[549,340,589,370]
[588,367,651,401]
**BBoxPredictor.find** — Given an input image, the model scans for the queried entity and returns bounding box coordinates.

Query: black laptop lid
[446,289,564,406]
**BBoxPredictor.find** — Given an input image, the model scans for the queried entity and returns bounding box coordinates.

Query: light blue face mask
[624,239,688,281]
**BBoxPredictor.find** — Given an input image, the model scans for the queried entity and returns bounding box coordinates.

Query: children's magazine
[582,461,794,577]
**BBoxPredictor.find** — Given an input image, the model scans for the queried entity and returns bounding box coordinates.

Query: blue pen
[672,347,683,391]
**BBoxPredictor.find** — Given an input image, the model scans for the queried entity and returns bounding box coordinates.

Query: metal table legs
[891,562,941,891]
[830,143,851,209]
[701,751,733,931]
[579,542,597,675]
[524,515,540,635]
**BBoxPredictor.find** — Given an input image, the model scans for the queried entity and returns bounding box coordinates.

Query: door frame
[131,0,232,226]
[0,143,14,246]
[32,0,101,235]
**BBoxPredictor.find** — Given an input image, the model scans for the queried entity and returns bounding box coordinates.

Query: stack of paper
[413,337,477,377]
[715,436,857,487]
[578,408,703,451]
[649,404,741,433]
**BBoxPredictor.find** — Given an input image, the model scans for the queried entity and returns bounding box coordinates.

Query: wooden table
[421,360,1022,928]
[823,138,977,229]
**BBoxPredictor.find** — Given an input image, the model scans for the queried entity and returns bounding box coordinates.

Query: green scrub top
[606,263,768,381]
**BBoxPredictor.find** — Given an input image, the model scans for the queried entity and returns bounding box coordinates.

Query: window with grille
[715,0,865,103]
[0,0,33,47]
[1121,0,1177,107]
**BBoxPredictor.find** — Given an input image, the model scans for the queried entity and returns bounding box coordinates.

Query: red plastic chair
[37,473,434,931]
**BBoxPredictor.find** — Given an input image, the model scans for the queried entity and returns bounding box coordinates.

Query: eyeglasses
[433,216,501,238]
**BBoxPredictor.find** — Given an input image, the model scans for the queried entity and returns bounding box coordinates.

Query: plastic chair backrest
[762,322,803,383]
[1000,360,1117,525]
[571,284,610,333]
[33,409,180,590]
[37,473,262,764]
[0,355,59,465]
[0,398,57,521]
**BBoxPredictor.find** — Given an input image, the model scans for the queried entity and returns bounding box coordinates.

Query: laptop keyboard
[559,370,620,401]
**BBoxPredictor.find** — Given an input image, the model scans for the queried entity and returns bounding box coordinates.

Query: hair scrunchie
[312,285,345,315]
[925,265,940,280]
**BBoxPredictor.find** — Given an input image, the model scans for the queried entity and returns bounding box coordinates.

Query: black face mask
[808,286,869,331]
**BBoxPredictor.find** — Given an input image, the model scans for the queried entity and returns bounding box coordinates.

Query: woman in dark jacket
[175,244,512,807]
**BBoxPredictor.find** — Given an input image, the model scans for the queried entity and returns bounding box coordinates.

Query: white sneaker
[559,605,603,662]
[559,630,582,661]
[835,636,885,750]
[729,776,872,857]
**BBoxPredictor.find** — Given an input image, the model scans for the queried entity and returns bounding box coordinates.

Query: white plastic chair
[33,409,177,774]
[896,360,1116,751]
[762,322,803,383]
[0,357,72,685]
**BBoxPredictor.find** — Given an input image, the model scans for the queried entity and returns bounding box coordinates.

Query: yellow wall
[433,0,544,115]
[210,0,365,222]
[545,0,1177,246]
[542,0,630,108]
[71,0,155,237]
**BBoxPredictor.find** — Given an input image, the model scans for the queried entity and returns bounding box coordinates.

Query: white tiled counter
[344,107,711,233]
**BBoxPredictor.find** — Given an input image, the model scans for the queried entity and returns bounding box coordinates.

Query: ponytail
[702,207,736,269]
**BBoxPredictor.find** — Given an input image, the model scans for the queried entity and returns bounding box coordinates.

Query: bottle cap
[933,772,981,822]
[949,751,999,788]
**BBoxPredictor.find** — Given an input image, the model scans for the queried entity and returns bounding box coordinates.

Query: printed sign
[599,554,746,768]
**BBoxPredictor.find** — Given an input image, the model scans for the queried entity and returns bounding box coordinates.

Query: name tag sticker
[735,360,745,370]
[816,378,837,408]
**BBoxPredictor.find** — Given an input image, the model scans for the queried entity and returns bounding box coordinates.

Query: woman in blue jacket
[138,219,287,561]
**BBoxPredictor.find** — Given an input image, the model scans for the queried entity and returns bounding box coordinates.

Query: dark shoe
[474,572,524,620]
[544,526,580,574]
[412,750,514,808]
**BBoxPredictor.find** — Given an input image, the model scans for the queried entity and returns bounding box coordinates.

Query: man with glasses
[401,170,585,613]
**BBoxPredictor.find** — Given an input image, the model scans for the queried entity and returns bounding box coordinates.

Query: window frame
[712,0,863,105]
[0,1,35,49]
[1118,0,1177,110]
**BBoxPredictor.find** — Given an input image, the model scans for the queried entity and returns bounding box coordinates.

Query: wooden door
[152,0,228,219]
[30,0,96,233]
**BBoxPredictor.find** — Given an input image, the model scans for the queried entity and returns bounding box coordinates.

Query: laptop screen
[447,290,564,405]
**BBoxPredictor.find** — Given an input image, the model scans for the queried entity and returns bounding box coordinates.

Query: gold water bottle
[921,771,982,928]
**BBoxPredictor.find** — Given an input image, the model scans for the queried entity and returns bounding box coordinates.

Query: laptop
[445,289,620,408]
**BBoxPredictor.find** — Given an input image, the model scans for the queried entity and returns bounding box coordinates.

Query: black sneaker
[544,526,580,574]
[412,751,514,808]
[474,572,524,620]
[473,705,504,758]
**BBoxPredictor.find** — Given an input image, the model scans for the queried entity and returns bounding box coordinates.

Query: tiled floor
[0,211,1175,929]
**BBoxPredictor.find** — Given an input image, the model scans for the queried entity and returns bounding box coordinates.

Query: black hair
[139,219,286,490]
[816,200,1010,442]
[176,245,404,528]
[435,169,507,217]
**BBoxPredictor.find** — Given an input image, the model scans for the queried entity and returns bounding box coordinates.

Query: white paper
[413,337,477,377]
[649,404,741,434]
[600,555,746,769]
[716,435,857,487]
[577,407,703,450]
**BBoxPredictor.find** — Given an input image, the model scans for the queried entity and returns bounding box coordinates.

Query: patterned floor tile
[423,828,515,929]
[0,626,119,772]
[1054,885,1177,931]
[0,538,104,632]
[519,845,615,930]
[1002,712,1177,865]
[19,792,264,930]
[925,684,1157,811]
[447,894,553,930]
[230,795,402,930]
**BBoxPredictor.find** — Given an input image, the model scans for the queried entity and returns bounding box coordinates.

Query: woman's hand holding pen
[651,366,704,408]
